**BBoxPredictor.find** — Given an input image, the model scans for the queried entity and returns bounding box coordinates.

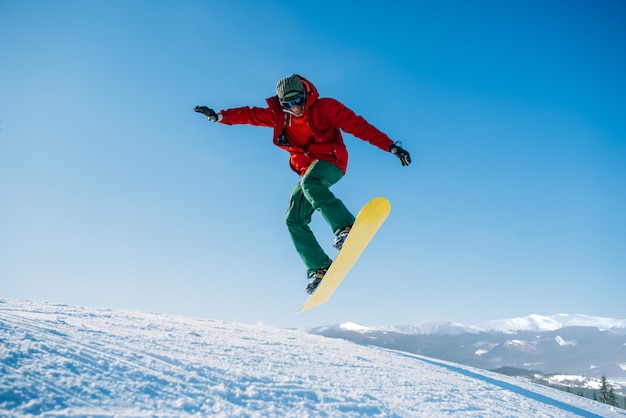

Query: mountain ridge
[308,314,626,383]
[311,313,626,336]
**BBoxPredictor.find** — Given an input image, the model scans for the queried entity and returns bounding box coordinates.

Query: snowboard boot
[333,226,352,251]
[306,267,329,294]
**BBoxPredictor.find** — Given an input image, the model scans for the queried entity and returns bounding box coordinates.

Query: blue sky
[1,0,624,329]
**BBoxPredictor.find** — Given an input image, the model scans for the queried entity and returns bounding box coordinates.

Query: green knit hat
[276,75,304,100]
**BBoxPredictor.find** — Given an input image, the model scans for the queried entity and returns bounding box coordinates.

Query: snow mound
[1,299,624,417]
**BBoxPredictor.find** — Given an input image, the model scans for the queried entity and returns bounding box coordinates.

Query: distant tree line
[599,375,620,408]
[495,367,625,410]
[573,375,622,409]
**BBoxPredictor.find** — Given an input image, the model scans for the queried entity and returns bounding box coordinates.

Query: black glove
[194,106,219,122]
[390,142,411,166]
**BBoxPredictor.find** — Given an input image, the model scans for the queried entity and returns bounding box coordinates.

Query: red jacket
[219,75,395,176]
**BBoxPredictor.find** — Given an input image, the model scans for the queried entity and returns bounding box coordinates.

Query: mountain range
[309,314,626,385]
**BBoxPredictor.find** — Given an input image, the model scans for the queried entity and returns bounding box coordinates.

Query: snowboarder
[195,74,410,294]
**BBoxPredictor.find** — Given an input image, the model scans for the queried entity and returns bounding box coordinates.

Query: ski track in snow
[1,300,624,417]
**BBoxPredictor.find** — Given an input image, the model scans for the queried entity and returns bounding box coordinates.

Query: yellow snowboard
[297,197,391,314]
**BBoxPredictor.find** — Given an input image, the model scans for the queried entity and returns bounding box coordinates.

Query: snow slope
[1,300,624,417]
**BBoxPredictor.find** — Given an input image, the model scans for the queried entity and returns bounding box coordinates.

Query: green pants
[286,160,355,275]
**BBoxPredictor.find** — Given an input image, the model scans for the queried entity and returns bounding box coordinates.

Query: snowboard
[297,197,391,314]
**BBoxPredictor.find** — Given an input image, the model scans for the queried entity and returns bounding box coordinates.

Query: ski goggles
[280,92,305,109]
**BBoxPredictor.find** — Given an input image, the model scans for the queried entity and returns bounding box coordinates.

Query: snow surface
[1,299,625,417]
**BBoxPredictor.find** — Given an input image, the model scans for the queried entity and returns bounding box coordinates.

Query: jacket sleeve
[323,99,395,152]
[219,106,277,128]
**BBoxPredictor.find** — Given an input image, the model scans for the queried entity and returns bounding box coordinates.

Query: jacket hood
[296,74,319,108]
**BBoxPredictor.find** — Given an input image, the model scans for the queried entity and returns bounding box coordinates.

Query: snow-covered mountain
[2,300,624,417]
[320,314,626,336]
[309,314,626,383]
[473,313,626,334]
